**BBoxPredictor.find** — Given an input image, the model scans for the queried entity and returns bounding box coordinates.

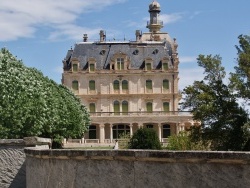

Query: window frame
[72,80,79,90]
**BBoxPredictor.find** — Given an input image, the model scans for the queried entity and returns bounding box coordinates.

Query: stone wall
[0,140,26,188]
[24,149,250,188]
[0,138,51,188]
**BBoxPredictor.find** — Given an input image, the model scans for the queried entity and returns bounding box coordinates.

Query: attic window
[153,49,159,55]
[133,49,139,55]
[100,50,106,55]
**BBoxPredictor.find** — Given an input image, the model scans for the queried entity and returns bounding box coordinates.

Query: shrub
[128,128,161,150]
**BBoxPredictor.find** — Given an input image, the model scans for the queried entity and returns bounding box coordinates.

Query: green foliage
[230,35,250,101]
[182,54,250,151]
[117,132,131,149]
[128,128,162,150]
[0,48,90,143]
[166,131,209,150]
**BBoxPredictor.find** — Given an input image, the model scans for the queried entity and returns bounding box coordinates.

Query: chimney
[83,34,88,42]
[135,30,141,42]
[100,30,106,42]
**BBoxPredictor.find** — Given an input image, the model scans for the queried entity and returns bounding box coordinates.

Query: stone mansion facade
[62,1,194,144]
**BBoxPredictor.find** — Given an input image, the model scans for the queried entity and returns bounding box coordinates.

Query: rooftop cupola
[146,0,163,33]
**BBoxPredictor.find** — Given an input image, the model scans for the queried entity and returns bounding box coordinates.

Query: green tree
[128,128,162,150]
[0,48,90,145]
[230,35,250,101]
[182,54,249,151]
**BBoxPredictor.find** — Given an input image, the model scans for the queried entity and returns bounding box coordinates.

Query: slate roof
[63,40,174,71]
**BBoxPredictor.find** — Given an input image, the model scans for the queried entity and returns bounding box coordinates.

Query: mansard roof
[64,39,174,71]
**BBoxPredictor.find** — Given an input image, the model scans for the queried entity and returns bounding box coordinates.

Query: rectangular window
[146,63,151,70]
[163,102,170,112]
[117,58,124,70]
[73,64,78,72]
[163,80,169,90]
[90,64,95,72]
[146,102,153,113]
[146,80,152,90]
[163,63,168,71]
[89,80,95,91]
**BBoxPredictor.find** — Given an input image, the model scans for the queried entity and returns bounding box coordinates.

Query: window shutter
[89,80,95,90]
[146,80,152,90]
[72,80,79,90]
[163,80,169,90]
[163,102,170,112]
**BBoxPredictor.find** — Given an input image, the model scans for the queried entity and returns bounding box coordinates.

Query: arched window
[122,80,128,90]
[89,80,95,91]
[73,64,78,72]
[163,79,169,90]
[72,80,79,90]
[114,101,120,115]
[113,124,130,139]
[113,80,120,90]
[146,80,152,91]
[89,125,97,139]
[163,102,170,112]
[122,101,128,115]
[89,103,96,113]
[146,102,153,113]
[163,124,171,138]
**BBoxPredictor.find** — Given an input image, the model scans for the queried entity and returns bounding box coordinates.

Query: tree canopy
[128,128,162,150]
[181,54,250,151]
[0,48,90,142]
[230,35,250,101]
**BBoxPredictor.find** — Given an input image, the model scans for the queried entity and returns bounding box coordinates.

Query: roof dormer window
[117,58,124,70]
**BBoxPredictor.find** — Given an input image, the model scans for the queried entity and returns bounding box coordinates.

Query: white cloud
[0,0,127,41]
[179,67,204,90]
[179,56,197,63]
[159,13,184,24]
[53,66,63,74]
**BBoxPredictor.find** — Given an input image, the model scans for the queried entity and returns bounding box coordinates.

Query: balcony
[147,20,163,27]
[89,111,192,117]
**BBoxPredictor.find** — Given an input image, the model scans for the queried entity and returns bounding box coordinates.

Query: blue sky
[1,0,249,90]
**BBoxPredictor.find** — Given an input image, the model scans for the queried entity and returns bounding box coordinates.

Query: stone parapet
[25,149,250,188]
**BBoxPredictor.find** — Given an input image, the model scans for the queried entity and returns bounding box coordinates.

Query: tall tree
[230,35,250,101]
[0,48,90,143]
[182,55,249,151]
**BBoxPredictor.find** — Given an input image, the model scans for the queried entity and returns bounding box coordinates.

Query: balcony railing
[89,111,192,117]
[147,20,163,27]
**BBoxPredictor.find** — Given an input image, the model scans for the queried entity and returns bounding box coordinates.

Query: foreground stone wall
[0,138,51,188]
[0,140,26,188]
[25,149,250,188]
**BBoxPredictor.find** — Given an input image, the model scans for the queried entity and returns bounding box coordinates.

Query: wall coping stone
[0,137,51,147]
[0,139,24,146]
[24,149,250,164]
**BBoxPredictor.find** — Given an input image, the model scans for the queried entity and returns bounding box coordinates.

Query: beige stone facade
[62,1,194,144]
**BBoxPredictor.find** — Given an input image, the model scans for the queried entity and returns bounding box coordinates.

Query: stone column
[158,124,162,142]
[110,124,113,143]
[99,124,105,143]
[176,123,179,135]
[129,124,133,137]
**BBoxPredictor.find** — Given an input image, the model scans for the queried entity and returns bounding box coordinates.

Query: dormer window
[88,57,96,72]
[144,57,153,71]
[73,64,78,72]
[162,57,170,71]
[117,58,124,70]
[89,63,95,72]
[146,63,152,71]
[163,63,168,71]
